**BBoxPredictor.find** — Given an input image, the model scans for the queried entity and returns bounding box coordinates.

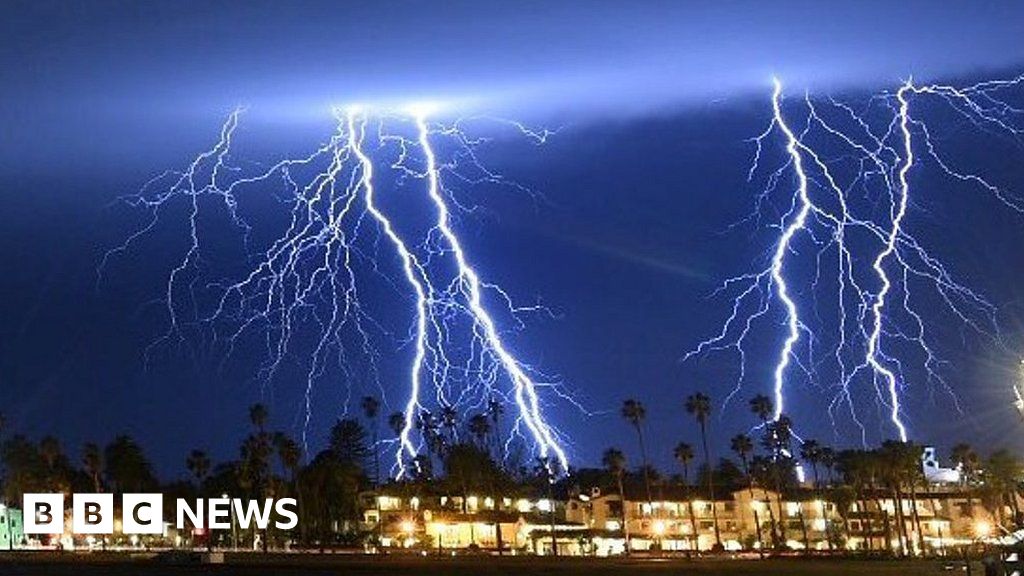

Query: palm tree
[837,449,873,551]
[903,443,927,554]
[487,396,504,458]
[749,395,773,425]
[985,450,1022,529]
[249,403,269,432]
[440,404,459,445]
[685,392,721,549]
[621,399,653,506]
[467,414,492,451]
[878,440,916,556]
[360,396,381,488]
[388,412,405,436]
[800,440,822,488]
[533,456,559,556]
[674,442,695,484]
[820,446,836,485]
[273,435,301,485]
[674,442,699,552]
[418,411,445,460]
[951,443,979,515]
[186,446,211,546]
[104,435,157,494]
[39,436,61,472]
[748,394,782,546]
[360,395,384,550]
[732,433,764,552]
[186,449,210,486]
[245,404,272,551]
[762,414,796,547]
[83,443,103,493]
[272,434,301,547]
[602,448,630,554]
[800,439,831,551]
[750,455,781,549]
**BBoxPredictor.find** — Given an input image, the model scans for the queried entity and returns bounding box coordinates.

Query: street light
[399,519,416,549]
[653,520,666,553]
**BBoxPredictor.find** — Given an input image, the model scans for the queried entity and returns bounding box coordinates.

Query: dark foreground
[0,552,984,576]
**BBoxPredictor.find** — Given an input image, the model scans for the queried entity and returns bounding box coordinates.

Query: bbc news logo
[23,494,298,534]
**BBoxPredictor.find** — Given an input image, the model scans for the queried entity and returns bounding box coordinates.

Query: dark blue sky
[3,1,1024,478]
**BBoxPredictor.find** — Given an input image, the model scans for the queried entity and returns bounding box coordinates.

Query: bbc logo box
[23,493,163,535]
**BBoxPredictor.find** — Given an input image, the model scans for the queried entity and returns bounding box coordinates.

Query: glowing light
[975,520,991,538]
[404,101,444,118]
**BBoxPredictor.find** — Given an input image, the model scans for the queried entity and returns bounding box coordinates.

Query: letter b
[23,494,63,534]
[73,494,113,534]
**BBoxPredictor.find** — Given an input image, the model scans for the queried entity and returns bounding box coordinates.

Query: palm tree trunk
[742,458,764,555]
[699,421,722,548]
[881,507,892,553]
[893,486,908,556]
[618,475,631,555]
[812,465,832,552]
[774,482,786,547]
[764,489,779,549]
[1007,483,1015,524]
[683,462,698,555]
[373,421,382,550]
[798,509,810,552]
[770,454,786,547]
[688,498,699,553]
[635,426,653,506]
[909,481,925,556]
[859,492,873,551]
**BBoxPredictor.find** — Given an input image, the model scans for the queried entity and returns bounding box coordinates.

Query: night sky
[3,1,1024,479]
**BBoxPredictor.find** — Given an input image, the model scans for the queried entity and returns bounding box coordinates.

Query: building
[564,486,837,554]
[361,491,588,555]
[359,483,1022,557]
[0,506,24,550]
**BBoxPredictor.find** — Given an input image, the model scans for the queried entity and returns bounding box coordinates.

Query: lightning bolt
[687,74,1018,443]
[410,112,568,475]
[100,104,572,478]
[768,78,815,421]
[863,84,913,441]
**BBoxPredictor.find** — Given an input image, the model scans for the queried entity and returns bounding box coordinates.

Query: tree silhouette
[602,447,630,554]
[621,399,653,506]
[685,392,721,549]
